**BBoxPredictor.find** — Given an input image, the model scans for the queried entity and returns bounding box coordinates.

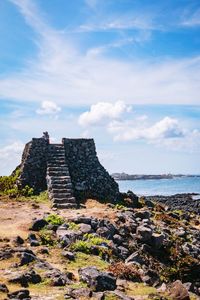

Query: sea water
[117,176,200,196]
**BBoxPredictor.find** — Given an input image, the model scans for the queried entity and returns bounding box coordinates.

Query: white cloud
[85,0,98,9]
[181,9,200,27]
[0,141,24,175]
[108,116,185,141]
[0,1,199,106]
[79,13,155,32]
[36,100,61,115]
[107,116,200,153]
[78,101,132,126]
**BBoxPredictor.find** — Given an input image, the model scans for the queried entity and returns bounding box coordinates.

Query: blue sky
[0,0,200,175]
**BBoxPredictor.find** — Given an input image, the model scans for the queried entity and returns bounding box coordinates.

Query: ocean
[117,176,200,196]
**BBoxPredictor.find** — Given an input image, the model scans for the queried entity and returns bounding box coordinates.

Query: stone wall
[17,136,119,202]
[62,138,119,202]
[17,138,48,193]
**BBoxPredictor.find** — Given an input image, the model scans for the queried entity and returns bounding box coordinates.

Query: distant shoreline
[112,173,200,180]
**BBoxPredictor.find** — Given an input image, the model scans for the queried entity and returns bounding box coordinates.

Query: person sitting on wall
[43,131,49,143]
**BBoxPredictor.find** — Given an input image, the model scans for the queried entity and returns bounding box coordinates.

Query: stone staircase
[46,144,77,209]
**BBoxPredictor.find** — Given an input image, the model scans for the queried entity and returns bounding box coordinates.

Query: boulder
[117,246,129,260]
[46,269,72,286]
[79,223,92,234]
[28,234,40,247]
[136,225,152,242]
[0,283,9,293]
[13,236,24,245]
[9,274,28,287]
[9,270,41,287]
[71,216,92,224]
[79,266,116,292]
[113,234,123,245]
[151,233,165,249]
[24,270,42,284]
[62,251,75,261]
[30,218,48,231]
[20,252,36,266]
[0,248,13,260]
[56,228,82,241]
[134,211,151,220]
[168,280,190,300]
[125,251,145,266]
[96,227,112,239]
[65,287,92,298]
[8,289,30,299]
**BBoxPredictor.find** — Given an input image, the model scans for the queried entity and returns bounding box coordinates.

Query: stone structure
[17,135,119,208]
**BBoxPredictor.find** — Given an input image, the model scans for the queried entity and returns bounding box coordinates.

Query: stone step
[47,171,70,177]
[47,166,69,173]
[47,175,71,180]
[53,203,77,209]
[48,147,65,151]
[47,168,70,175]
[50,183,73,189]
[47,157,66,165]
[50,188,72,194]
[53,198,76,204]
[48,147,65,150]
[48,150,65,154]
[50,193,72,199]
[53,196,76,202]
[47,157,66,161]
[48,151,65,154]
[49,179,72,185]
[47,165,67,169]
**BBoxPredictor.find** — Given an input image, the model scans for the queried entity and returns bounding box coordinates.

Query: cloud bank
[0,0,199,106]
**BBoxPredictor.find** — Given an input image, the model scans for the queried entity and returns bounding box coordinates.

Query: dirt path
[0,197,117,239]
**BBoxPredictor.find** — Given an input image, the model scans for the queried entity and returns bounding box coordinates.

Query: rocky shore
[145,193,200,214]
[0,193,200,299]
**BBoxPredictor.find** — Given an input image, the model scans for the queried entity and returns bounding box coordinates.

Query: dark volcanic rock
[30,219,48,231]
[79,266,116,292]
[0,283,9,293]
[8,289,31,299]
[20,251,36,266]
[65,287,92,299]
[28,233,40,247]
[13,236,24,245]
[145,193,200,214]
[9,270,41,287]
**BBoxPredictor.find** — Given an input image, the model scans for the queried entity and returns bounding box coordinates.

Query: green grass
[104,294,121,300]
[70,234,111,257]
[126,283,157,297]
[67,282,88,289]
[66,252,109,272]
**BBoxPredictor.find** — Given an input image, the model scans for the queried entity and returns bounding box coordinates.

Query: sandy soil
[0,197,117,239]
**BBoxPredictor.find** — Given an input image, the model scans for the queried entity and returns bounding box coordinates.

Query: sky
[0,0,200,175]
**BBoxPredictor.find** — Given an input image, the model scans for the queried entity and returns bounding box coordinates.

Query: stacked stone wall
[18,138,48,192]
[62,138,119,202]
[17,136,119,202]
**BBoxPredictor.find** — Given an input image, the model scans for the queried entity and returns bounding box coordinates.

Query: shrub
[0,169,34,197]
[108,262,141,281]
[39,229,56,246]
[45,214,65,226]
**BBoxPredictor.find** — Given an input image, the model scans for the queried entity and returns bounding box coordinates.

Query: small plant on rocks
[45,214,65,226]
[39,229,57,246]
